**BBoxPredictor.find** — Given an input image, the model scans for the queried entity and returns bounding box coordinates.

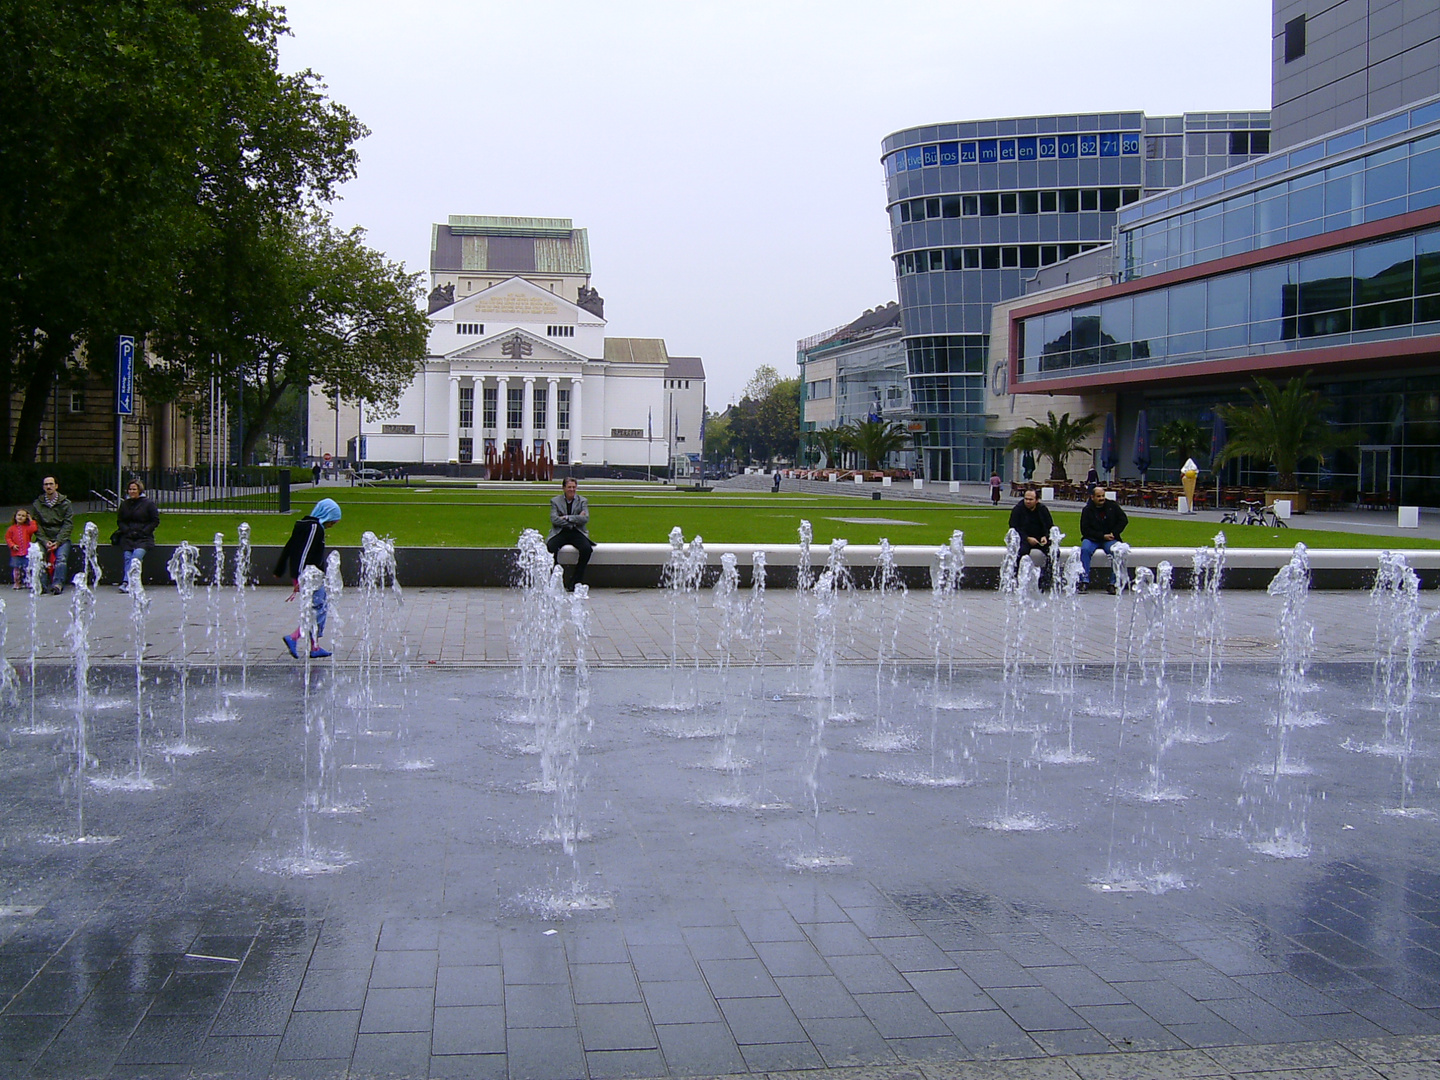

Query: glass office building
[1010,94,1440,505]
[882,111,1271,480]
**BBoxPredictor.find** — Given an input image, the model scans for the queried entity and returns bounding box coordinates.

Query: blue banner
[938,142,959,166]
[978,140,998,163]
[116,336,134,415]
[999,140,1016,162]
[1121,132,1140,155]
[905,146,924,170]
[1038,137,1057,159]
[1057,137,1078,159]
[922,144,939,167]
[1100,133,1120,157]
[960,142,977,163]
[1079,134,1098,156]
[1016,137,1037,161]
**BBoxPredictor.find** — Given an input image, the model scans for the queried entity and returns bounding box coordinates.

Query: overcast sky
[276,0,1272,407]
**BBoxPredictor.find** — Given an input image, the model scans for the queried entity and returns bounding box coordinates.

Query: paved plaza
[1,582,1439,1080]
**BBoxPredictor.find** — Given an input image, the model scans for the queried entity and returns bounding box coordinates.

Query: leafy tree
[0,0,366,461]
[1005,411,1099,481]
[149,215,428,462]
[842,418,911,470]
[809,425,846,469]
[1155,418,1210,472]
[728,370,800,465]
[1216,374,1348,489]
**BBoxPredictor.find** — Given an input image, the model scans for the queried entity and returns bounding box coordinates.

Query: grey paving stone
[874,935,958,973]
[629,944,701,982]
[504,983,576,1028]
[988,986,1090,1033]
[830,954,914,994]
[757,939,833,977]
[938,1008,1046,1059]
[427,1051,509,1080]
[351,1029,432,1079]
[359,986,434,1033]
[737,1039,825,1072]
[369,949,439,989]
[808,921,883,957]
[904,969,994,1013]
[699,956,780,998]
[775,974,866,1019]
[586,1046,669,1078]
[1029,964,1132,1008]
[736,909,808,943]
[571,962,643,1004]
[434,964,504,1008]
[717,995,808,1044]
[1029,1027,1115,1056]
[641,980,722,1025]
[1204,1040,1369,1071]
[277,1009,361,1061]
[801,1014,899,1067]
[505,1025,587,1080]
[576,1002,659,1051]
[653,1020,747,1075]
[854,991,952,1039]
[432,1005,505,1056]
[950,950,1043,988]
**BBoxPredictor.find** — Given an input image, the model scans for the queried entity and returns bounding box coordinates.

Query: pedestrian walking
[275,498,342,659]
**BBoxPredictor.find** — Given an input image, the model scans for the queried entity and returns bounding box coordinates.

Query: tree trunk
[239,377,291,463]
[11,332,71,463]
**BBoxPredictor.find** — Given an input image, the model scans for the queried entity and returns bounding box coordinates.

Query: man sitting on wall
[1078,484,1128,594]
[1007,487,1054,588]
[546,477,594,591]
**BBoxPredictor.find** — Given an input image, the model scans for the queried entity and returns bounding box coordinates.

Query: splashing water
[21,542,46,732]
[1249,544,1313,858]
[166,541,201,751]
[66,561,98,839]
[860,538,909,749]
[711,553,744,773]
[232,523,255,695]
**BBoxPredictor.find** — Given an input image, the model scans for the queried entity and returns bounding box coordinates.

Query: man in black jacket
[1007,488,1054,585]
[1078,485,1128,594]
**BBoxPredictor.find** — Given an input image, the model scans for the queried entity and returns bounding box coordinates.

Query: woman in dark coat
[116,480,159,591]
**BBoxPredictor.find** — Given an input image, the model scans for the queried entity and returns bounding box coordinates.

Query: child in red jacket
[6,508,39,588]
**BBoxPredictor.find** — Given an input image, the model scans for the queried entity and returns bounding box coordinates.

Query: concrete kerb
[96,543,1440,590]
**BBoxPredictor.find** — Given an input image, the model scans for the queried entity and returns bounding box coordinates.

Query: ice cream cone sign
[1181,457,1199,512]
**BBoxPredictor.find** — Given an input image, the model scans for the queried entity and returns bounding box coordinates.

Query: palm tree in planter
[810,425,846,470]
[1005,411,1099,481]
[1216,374,1348,500]
[843,418,911,471]
[1155,418,1209,477]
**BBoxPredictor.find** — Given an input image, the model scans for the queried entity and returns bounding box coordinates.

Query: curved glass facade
[1020,227,1440,381]
[884,111,1269,480]
[1119,98,1440,280]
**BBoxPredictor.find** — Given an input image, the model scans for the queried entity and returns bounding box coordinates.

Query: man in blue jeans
[1078,485,1128,594]
[31,476,73,595]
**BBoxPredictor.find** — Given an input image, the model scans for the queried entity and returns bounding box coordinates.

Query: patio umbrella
[1210,412,1228,509]
[1132,409,1151,482]
[1100,413,1119,479]
[1021,450,1035,481]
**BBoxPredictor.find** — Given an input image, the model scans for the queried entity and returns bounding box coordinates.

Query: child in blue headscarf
[274,498,341,659]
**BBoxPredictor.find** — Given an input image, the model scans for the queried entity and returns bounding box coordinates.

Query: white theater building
[319,216,701,471]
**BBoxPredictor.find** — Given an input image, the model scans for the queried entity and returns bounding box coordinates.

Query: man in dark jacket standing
[1007,488,1054,584]
[275,498,341,658]
[1078,485,1128,594]
[31,476,73,595]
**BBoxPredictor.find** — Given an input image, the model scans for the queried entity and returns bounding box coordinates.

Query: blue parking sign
[116,336,134,415]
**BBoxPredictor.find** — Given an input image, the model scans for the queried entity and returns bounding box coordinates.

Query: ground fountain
[164,540,202,755]
[858,538,911,752]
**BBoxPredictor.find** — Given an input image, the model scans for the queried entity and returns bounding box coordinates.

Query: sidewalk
[19,583,1439,667]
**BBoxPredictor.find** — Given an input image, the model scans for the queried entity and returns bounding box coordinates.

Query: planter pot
[1264,489,1308,514]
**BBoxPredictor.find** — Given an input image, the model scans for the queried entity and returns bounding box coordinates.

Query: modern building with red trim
[1005,2,1440,506]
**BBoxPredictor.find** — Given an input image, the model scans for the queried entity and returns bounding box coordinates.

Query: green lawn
[82,484,1440,551]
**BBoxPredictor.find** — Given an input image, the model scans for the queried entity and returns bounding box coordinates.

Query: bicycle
[1219,498,1288,528]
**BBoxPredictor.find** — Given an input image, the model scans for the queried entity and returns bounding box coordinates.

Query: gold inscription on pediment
[474,291,559,316]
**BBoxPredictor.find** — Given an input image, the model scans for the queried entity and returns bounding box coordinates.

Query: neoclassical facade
[324,216,700,470]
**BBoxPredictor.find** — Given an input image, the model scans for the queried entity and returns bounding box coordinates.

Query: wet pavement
[1,584,1440,1079]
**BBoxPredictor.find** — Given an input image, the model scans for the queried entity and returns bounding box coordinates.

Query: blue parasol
[1100,413,1119,478]
[1133,409,1151,481]
[1210,411,1227,509]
